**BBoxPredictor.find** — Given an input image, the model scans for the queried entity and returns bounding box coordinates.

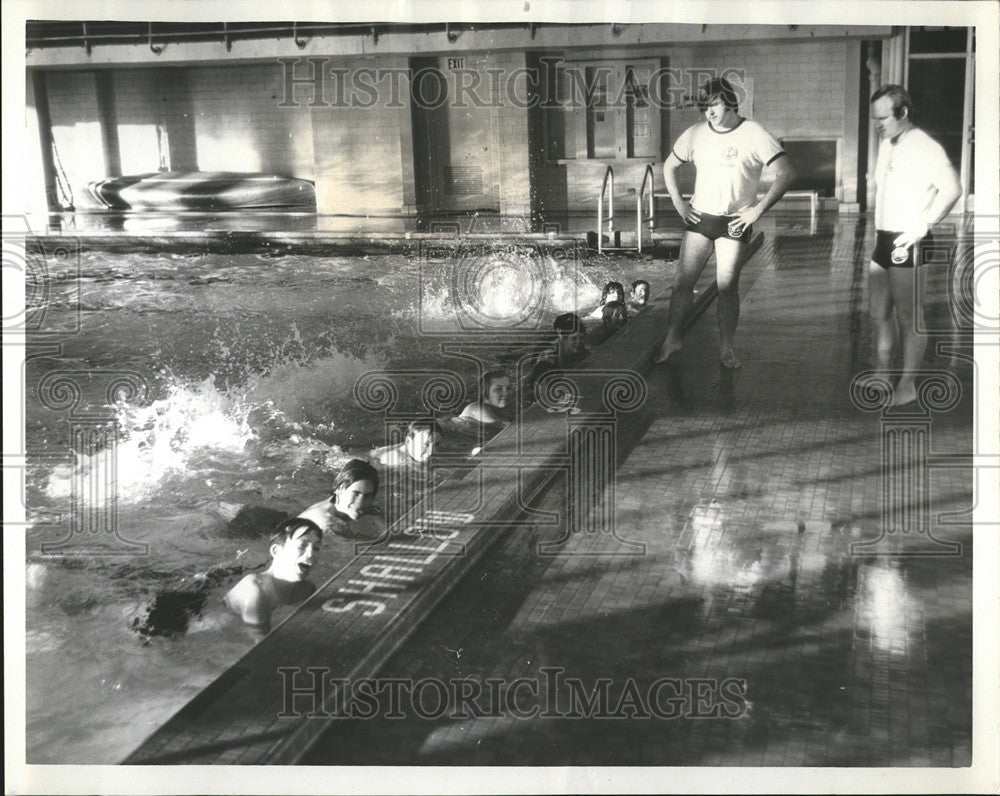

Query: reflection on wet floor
[771,218,836,271]
[302,214,973,766]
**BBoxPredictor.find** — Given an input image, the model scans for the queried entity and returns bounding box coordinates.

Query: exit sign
[447,57,466,70]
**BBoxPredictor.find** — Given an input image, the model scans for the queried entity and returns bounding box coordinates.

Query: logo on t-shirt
[724,146,738,161]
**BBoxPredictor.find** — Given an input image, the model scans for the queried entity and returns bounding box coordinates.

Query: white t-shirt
[671,118,786,215]
[874,128,955,232]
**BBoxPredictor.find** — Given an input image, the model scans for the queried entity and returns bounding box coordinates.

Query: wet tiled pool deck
[301,215,975,766]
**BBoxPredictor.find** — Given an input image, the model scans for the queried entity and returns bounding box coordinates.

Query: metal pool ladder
[636,163,656,254]
[597,165,615,254]
[596,163,658,254]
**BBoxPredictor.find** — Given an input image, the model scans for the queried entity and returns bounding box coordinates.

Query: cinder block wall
[110,64,314,178]
[44,63,317,207]
[45,71,103,208]
[665,41,850,138]
[37,36,860,217]
[187,63,314,178]
[109,68,197,175]
[495,51,533,219]
[308,55,411,215]
[24,74,51,219]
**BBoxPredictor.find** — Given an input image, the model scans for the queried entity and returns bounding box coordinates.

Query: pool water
[23,243,668,763]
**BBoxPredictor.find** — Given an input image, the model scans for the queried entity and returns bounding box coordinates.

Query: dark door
[411,55,499,213]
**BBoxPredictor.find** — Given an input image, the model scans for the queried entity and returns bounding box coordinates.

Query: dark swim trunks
[685,212,753,242]
[872,229,934,268]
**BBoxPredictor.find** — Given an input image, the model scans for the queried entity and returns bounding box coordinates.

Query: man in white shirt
[655,77,796,368]
[869,84,962,406]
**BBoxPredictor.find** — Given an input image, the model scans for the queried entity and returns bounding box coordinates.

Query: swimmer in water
[224,517,322,636]
[587,281,626,319]
[522,314,590,414]
[298,458,382,538]
[540,312,590,368]
[457,368,514,426]
[629,279,651,312]
[525,359,581,415]
[587,300,629,347]
[370,421,439,468]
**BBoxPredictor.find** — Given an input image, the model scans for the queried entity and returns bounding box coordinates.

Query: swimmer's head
[554,312,585,336]
[333,459,379,520]
[601,300,628,331]
[268,518,323,582]
[631,280,650,305]
[404,420,440,463]
[479,368,513,411]
[697,77,740,113]
[601,281,626,305]
[553,312,587,355]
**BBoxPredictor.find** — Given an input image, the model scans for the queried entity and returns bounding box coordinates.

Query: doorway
[905,27,976,210]
[410,55,500,214]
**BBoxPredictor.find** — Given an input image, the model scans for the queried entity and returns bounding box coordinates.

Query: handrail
[636,163,656,254]
[597,165,614,254]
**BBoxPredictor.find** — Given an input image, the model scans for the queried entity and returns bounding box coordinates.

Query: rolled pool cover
[87,171,316,211]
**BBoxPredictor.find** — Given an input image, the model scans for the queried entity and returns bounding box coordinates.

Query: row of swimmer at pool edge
[224,73,965,636]
[223,279,652,636]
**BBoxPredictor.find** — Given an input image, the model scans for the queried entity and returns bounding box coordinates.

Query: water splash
[43,376,258,504]
[241,347,377,433]
[39,339,385,507]
[410,251,606,331]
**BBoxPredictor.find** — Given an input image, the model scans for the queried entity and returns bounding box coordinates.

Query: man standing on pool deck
[655,77,796,368]
[868,84,962,406]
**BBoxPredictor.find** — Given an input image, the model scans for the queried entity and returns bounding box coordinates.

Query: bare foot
[654,339,682,364]
[890,379,918,406]
[720,349,742,369]
[853,370,892,408]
